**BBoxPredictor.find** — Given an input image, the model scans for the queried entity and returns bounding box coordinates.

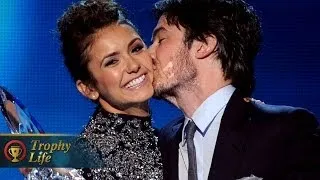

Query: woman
[57,0,162,179]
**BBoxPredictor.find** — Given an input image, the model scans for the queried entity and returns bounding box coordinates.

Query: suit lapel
[208,89,251,179]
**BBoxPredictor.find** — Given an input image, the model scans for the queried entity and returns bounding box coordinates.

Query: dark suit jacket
[158,90,320,180]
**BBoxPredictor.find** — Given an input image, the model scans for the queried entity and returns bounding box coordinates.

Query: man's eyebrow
[151,27,165,42]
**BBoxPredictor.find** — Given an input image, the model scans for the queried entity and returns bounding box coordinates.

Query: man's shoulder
[250,101,318,129]
[251,101,315,118]
[249,102,320,178]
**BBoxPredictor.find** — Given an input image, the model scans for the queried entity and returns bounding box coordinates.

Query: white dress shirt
[179,85,236,180]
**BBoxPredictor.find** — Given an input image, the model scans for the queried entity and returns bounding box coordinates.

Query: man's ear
[194,35,217,59]
[76,80,99,101]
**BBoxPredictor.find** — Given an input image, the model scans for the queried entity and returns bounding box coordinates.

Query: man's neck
[172,78,231,118]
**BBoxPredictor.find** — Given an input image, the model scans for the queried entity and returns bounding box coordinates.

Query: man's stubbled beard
[153,46,197,100]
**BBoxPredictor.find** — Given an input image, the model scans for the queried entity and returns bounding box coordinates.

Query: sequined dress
[80,107,163,180]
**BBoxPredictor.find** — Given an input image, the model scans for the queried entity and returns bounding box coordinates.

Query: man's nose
[147,45,157,67]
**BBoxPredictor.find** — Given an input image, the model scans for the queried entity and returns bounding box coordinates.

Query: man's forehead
[151,15,185,42]
[154,16,168,30]
[151,16,168,42]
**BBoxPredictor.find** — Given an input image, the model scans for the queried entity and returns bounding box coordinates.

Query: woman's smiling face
[79,23,154,113]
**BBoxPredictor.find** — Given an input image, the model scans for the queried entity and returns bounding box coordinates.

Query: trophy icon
[4,139,27,163]
[9,145,22,162]
[0,86,84,180]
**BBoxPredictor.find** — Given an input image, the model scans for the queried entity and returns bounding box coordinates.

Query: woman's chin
[124,89,154,103]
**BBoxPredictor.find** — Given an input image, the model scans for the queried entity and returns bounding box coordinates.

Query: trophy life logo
[0,135,99,168]
[4,140,27,163]
[3,138,72,166]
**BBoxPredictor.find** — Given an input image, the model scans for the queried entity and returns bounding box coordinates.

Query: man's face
[149,16,197,96]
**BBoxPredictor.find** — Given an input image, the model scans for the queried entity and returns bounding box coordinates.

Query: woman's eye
[132,45,144,53]
[104,59,118,67]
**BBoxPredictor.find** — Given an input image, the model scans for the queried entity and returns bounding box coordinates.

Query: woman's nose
[126,57,141,73]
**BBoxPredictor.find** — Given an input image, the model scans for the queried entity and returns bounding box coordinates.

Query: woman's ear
[76,80,99,101]
[195,35,217,59]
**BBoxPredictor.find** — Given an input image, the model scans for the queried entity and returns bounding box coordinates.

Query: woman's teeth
[125,75,146,89]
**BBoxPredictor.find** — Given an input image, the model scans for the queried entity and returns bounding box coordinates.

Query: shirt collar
[182,85,236,137]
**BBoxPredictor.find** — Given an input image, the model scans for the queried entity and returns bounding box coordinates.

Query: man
[148,0,320,179]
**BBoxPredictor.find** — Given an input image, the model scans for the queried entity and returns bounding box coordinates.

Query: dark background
[0,0,319,178]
